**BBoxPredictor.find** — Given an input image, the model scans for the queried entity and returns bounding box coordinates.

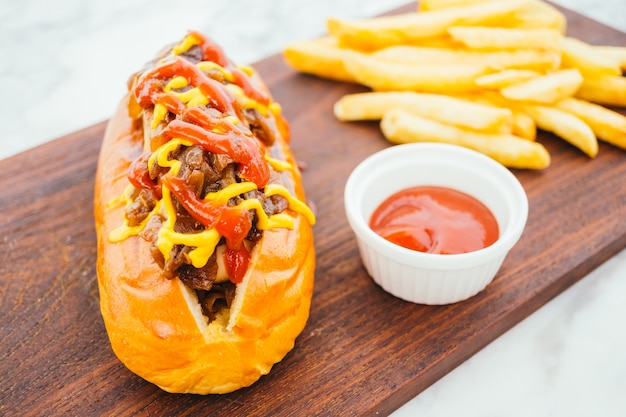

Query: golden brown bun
[94,90,315,394]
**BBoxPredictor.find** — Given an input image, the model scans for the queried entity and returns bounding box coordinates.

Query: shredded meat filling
[198,282,236,322]
[127,138,286,321]
[177,252,219,290]
[127,46,289,322]
[129,144,264,320]
[125,188,158,227]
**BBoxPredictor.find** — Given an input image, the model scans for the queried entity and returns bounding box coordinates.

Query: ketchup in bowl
[369,186,499,254]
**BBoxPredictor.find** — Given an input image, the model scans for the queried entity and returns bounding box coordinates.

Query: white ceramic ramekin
[344,143,528,305]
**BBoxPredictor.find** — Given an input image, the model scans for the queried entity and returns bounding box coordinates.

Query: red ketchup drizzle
[189,30,270,106]
[133,57,238,117]
[370,186,499,254]
[127,152,162,199]
[163,176,252,276]
[162,176,221,228]
[162,119,269,188]
[223,246,250,284]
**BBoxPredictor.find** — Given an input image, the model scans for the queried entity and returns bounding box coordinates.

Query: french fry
[420,0,566,33]
[412,36,464,49]
[380,109,550,169]
[556,97,626,149]
[333,91,512,133]
[284,0,626,165]
[511,111,537,141]
[561,37,622,76]
[520,104,598,157]
[327,0,528,51]
[372,45,560,71]
[475,69,541,89]
[283,36,357,83]
[447,26,562,50]
[500,68,583,103]
[454,92,538,140]
[594,45,626,70]
[505,0,566,32]
[343,53,487,92]
[576,74,626,107]
[419,0,486,11]
[456,92,538,140]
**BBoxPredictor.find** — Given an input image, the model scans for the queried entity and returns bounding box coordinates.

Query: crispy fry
[343,53,487,92]
[576,75,626,107]
[520,104,598,157]
[455,92,537,140]
[380,109,550,169]
[505,0,566,32]
[334,91,512,132]
[476,91,599,153]
[372,45,560,71]
[420,0,566,32]
[594,45,626,70]
[327,13,449,51]
[283,36,357,83]
[500,68,583,103]
[284,0,625,164]
[511,111,537,141]
[406,36,465,49]
[418,0,485,11]
[561,37,622,76]
[327,0,528,51]
[475,69,541,89]
[447,26,562,50]
[556,98,626,149]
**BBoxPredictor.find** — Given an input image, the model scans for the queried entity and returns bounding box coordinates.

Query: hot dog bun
[94,32,315,394]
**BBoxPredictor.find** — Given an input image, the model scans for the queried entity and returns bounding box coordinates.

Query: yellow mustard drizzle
[266,184,316,226]
[204,182,258,205]
[151,76,209,129]
[106,184,133,209]
[109,139,190,243]
[164,76,188,91]
[196,61,235,82]
[174,88,208,107]
[264,155,293,172]
[151,104,168,130]
[237,65,254,77]
[148,138,190,176]
[172,33,201,55]
[238,199,294,230]
[109,135,315,268]
[224,115,240,126]
[149,61,277,127]
[110,33,315,271]
[268,102,282,117]
[156,181,314,267]
[225,83,272,117]
[109,200,162,242]
[157,179,222,268]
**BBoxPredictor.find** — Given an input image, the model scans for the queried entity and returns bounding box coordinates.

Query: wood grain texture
[1,4,625,416]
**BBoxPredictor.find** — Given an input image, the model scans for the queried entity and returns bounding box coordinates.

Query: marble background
[1,0,625,415]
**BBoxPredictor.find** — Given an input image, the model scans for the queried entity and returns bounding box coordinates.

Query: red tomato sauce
[369,186,499,254]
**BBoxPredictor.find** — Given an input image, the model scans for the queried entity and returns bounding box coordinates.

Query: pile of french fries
[283,0,626,169]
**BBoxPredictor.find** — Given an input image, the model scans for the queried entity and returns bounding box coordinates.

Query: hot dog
[94,31,316,394]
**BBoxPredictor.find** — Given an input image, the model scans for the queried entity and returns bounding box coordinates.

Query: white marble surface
[2,0,625,415]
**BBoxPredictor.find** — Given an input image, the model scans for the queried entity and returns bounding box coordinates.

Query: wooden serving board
[2,4,625,416]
